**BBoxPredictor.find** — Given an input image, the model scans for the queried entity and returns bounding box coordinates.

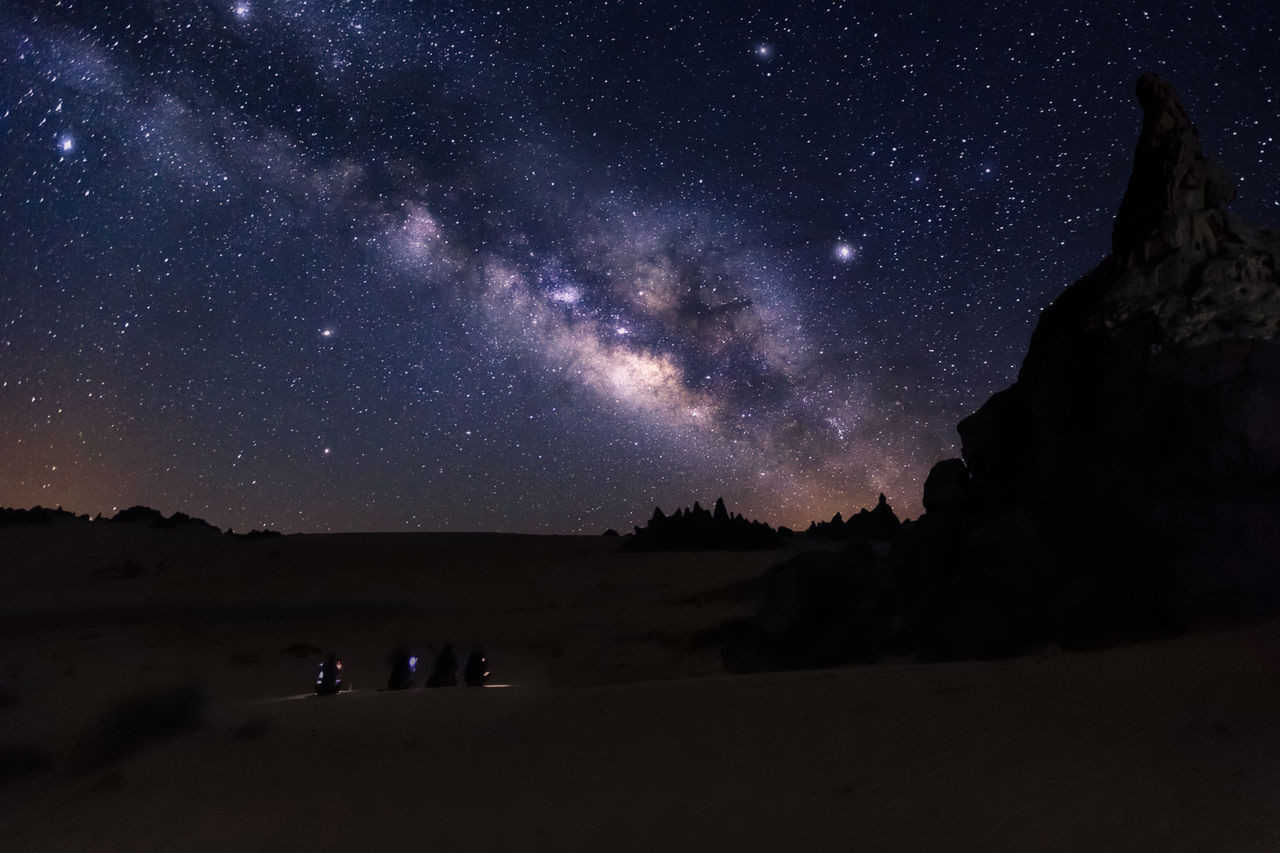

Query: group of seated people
[314,644,488,695]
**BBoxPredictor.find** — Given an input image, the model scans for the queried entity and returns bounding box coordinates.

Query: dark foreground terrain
[1,524,1279,851]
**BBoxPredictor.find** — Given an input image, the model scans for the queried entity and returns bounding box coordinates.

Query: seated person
[425,643,458,687]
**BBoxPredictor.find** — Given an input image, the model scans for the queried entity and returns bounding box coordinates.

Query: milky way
[2,2,1278,533]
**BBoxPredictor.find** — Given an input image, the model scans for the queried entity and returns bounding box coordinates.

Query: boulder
[922,459,971,513]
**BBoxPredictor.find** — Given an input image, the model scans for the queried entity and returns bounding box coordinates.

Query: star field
[2,1,1278,533]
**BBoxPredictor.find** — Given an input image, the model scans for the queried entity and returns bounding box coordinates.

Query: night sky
[3,2,1278,534]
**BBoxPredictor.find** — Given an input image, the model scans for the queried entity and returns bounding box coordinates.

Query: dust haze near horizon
[3,1,1279,533]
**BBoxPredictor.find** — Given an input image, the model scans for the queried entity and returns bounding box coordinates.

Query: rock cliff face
[728,76,1280,670]
[960,73,1280,507]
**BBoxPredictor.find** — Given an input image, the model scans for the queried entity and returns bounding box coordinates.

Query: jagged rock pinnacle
[1111,72,1237,256]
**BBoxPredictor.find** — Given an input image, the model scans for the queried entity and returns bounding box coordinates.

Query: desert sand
[2,523,1279,851]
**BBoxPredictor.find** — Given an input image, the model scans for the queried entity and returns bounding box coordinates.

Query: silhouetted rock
[626,497,782,550]
[109,506,171,525]
[110,506,220,531]
[922,460,970,513]
[713,497,730,524]
[941,74,1280,647]
[0,505,87,527]
[806,493,902,543]
[734,75,1280,668]
[1112,72,1237,257]
[954,74,1280,627]
[230,528,282,539]
[723,544,890,671]
[0,504,228,531]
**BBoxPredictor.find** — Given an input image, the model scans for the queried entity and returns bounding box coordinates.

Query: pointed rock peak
[1111,73,1237,255]
[713,497,730,522]
[876,493,887,507]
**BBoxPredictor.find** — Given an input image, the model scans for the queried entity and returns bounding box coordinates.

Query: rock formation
[627,498,782,550]
[805,493,902,542]
[728,75,1280,669]
[110,506,215,530]
[0,506,88,527]
[962,72,1280,508]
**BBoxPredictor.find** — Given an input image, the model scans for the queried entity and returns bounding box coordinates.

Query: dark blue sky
[3,1,1278,532]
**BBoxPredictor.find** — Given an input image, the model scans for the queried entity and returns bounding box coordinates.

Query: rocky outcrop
[729,75,1280,669]
[0,506,87,526]
[722,547,887,671]
[805,493,902,542]
[110,506,221,532]
[1111,72,1237,257]
[961,74,1280,507]
[627,498,782,550]
[0,505,224,531]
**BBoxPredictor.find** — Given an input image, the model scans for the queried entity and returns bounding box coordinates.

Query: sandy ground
[3,524,1280,851]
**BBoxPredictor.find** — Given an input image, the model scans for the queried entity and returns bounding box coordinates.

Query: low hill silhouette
[109,506,220,531]
[0,506,89,527]
[0,504,280,538]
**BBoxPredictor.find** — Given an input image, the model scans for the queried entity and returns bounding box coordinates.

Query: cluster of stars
[1,1,1277,533]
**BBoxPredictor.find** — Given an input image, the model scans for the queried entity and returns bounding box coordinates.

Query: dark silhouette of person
[425,643,458,687]
[463,648,489,687]
[315,653,343,695]
[386,645,416,690]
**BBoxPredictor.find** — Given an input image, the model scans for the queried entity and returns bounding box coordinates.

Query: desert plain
[2,521,1280,852]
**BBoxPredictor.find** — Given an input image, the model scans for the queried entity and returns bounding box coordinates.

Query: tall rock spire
[959,73,1280,506]
[1110,72,1237,256]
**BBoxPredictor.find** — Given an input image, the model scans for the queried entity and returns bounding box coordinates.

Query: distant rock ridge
[0,504,279,537]
[728,75,1280,670]
[627,497,782,550]
[805,493,901,542]
[110,505,221,531]
[0,506,89,527]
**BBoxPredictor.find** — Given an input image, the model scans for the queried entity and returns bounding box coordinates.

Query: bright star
[835,242,855,262]
[233,3,250,19]
[754,42,774,60]
[321,328,334,338]
[57,134,74,154]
